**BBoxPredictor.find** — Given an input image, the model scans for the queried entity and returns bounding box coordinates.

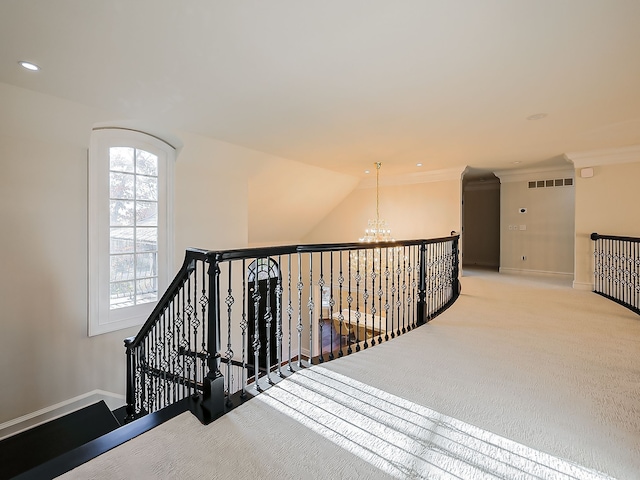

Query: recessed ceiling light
[527,113,547,121]
[513,161,522,164]
[19,61,40,71]
[416,163,423,167]
[364,170,370,174]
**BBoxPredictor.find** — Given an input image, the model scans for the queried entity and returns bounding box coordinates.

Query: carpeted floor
[60,270,640,479]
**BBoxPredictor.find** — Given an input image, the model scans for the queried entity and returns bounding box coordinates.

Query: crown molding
[494,165,574,183]
[357,165,467,189]
[564,144,640,169]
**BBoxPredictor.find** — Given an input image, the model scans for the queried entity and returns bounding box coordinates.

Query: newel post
[124,336,136,422]
[189,253,225,424]
[451,235,460,299]
[416,242,427,326]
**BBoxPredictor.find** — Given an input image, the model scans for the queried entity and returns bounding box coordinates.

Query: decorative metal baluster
[401,246,407,334]
[190,268,198,398]
[390,247,396,339]
[338,251,344,357]
[608,238,614,299]
[287,254,294,372]
[636,242,639,311]
[241,259,247,398]
[308,254,314,364]
[347,252,353,355]
[183,276,191,398]
[168,298,175,405]
[162,309,169,409]
[135,346,142,416]
[225,263,234,407]
[152,321,158,412]
[318,252,325,363]
[436,242,441,312]
[355,250,361,352]
[141,337,148,414]
[384,247,390,341]
[636,241,640,311]
[426,243,432,320]
[328,252,335,361]
[265,257,273,383]
[617,239,621,303]
[370,249,377,347]
[297,252,303,368]
[438,241,443,311]
[363,250,369,349]
[407,246,415,330]
[396,246,402,337]
[377,247,383,345]
[200,262,208,397]
[593,237,600,294]
[276,254,283,377]
[628,241,633,307]
[252,264,262,391]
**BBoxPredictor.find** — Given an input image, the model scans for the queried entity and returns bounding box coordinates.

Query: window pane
[136,175,157,201]
[110,228,134,254]
[136,227,157,252]
[110,281,135,309]
[136,252,157,278]
[136,278,158,305]
[136,149,158,176]
[136,201,157,226]
[110,200,135,226]
[110,147,134,172]
[110,254,135,282]
[110,172,135,199]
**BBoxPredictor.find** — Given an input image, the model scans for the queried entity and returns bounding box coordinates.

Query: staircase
[0,399,188,479]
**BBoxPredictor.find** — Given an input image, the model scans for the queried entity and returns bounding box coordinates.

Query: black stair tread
[16,398,190,480]
[0,400,120,480]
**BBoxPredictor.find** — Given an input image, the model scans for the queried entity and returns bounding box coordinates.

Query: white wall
[303,175,462,244]
[497,168,575,277]
[247,157,359,246]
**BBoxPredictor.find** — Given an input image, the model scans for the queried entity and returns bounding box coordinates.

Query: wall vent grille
[528,178,573,189]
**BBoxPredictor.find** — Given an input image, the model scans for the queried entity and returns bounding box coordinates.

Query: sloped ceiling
[1,0,639,181]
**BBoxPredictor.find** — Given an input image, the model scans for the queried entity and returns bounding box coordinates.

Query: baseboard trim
[572,281,594,291]
[499,268,574,280]
[0,390,125,441]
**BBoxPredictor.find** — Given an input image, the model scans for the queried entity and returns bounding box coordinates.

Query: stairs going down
[0,400,120,480]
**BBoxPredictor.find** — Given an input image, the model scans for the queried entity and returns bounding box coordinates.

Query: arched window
[88,128,175,336]
[247,258,280,282]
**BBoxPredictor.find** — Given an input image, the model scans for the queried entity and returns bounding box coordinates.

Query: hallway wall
[497,167,575,277]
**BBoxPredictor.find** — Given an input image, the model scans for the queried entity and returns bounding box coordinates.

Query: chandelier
[350,162,396,278]
[359,162,394,243]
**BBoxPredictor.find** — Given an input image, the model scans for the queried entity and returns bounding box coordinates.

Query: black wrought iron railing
[124,236,460,424]
[591,233,640,315]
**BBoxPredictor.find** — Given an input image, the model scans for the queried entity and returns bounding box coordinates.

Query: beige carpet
[60,270,640,479]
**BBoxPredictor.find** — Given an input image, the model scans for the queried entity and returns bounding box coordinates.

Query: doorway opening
[461,171,500,271]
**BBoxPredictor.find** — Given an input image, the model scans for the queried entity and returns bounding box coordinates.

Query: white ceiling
[2,0,640,177]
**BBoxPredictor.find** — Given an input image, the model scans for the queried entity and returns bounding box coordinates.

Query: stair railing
[124,235,460,424]
[591,233,640,315]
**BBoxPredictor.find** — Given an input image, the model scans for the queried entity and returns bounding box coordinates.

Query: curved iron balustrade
[124,236,461,424]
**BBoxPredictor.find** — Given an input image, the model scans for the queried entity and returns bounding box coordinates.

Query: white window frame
[88,128,175,336]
